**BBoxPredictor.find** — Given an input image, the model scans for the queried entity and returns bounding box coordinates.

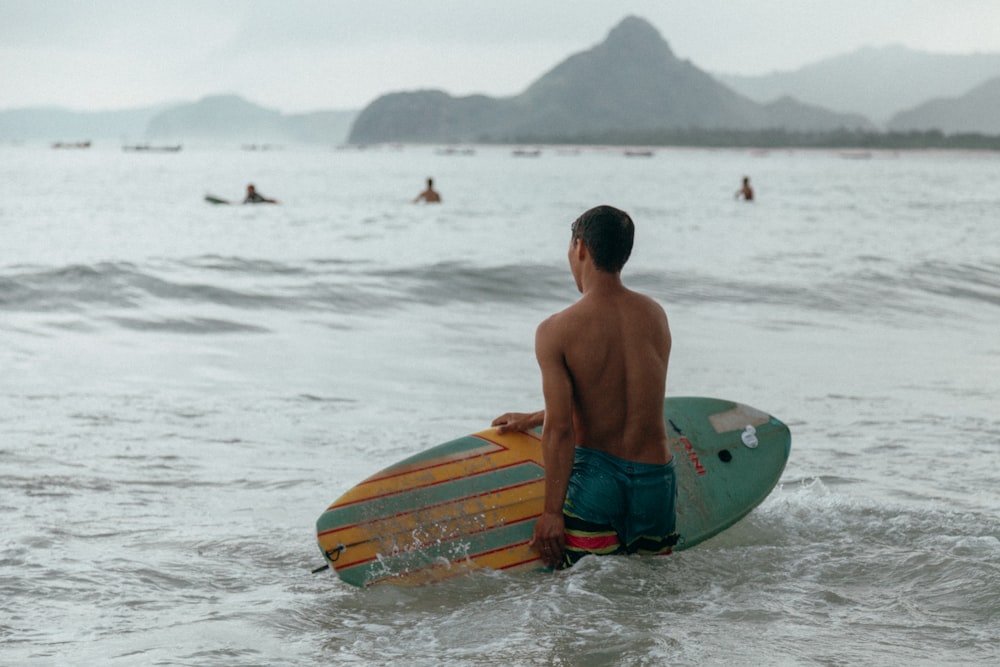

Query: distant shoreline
[502,128,1000,152]
[7,129,1000,153]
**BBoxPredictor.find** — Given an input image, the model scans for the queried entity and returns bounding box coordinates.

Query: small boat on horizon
[436,146,476,156]
[123,144,182,152]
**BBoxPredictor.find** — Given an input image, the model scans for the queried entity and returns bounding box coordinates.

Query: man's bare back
[493,205,674,567]
[541,283,671,464]
[413,177,441,203]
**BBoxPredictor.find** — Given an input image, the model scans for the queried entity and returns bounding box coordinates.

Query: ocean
[1,142,998,666]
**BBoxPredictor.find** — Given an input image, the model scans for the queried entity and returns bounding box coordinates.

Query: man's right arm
[531,316,577,567]
[491,410,544,434]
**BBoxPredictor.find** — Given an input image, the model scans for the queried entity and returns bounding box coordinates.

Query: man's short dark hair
[570,205,634,273]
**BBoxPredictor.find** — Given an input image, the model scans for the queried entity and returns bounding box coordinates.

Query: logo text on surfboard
[679,437,706,476]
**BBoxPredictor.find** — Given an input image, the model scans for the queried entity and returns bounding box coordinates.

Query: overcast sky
[3,0,1000,113]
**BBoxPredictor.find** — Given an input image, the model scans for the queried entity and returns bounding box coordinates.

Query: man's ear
[573,238,588,262]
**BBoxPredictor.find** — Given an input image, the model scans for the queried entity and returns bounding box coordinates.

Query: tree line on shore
[502,127,1000,151]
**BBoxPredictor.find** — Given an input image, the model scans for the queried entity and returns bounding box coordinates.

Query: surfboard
[316,396,791,587]
[204,194,232,205]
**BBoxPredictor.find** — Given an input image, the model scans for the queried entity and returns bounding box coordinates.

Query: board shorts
[561,446,678,568]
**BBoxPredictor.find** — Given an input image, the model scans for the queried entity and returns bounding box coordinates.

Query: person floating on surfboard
[735,176,754,201]
[492,205,677,568]
[412,177,441,204]
[243,183,278,204]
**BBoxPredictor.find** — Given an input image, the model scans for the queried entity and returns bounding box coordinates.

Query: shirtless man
[413,177,441,204]
[243,184,278,204]
[735,176,754,201]
[492,205,676,568]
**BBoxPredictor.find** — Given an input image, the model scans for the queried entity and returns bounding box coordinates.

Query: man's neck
[580,269,625,295]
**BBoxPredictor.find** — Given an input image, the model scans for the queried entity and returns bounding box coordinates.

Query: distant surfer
[413,178,441,204]
[492,205,676,568]
[735,176,754,201]
[243,183,278,204]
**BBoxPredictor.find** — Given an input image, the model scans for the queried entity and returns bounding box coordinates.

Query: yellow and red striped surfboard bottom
[316,428,547,587]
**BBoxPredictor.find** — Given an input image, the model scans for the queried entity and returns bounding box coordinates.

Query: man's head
[570,205,634,273]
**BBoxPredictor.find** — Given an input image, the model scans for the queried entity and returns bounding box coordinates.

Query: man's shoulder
[535,304,586,347]
[635,290,668,315]
[537,307,570,333]
[543,298,589,324]
[618,286,665,314]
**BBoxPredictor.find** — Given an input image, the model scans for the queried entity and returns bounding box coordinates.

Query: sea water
[1,143,998,666]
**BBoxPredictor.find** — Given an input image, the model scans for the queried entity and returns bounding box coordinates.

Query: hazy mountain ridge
[0,95,357,144]
[887,76,1000,134]
[718,45,1000,125]
[349,16,873,144]
[0,105,166,141]
[5,17,1000,145]
[145,95,357,143]
[506,17,767,134]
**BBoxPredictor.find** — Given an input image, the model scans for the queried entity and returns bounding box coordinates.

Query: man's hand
[491,411,544,435]
[529,510,566,567]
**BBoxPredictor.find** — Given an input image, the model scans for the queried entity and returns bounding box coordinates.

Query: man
[413,177,441,203]
[735,176,754,201]
[243,183,278,204]
[492,205,676,568]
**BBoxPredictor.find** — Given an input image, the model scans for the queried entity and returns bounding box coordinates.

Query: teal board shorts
[561,446,678,567]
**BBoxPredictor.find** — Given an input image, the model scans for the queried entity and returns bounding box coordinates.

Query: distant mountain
[282,109,359,144]
[0,95,357,144]
[887,76,1000,134]
[146,94,285,140]
[146,94,356,143]
[759,96,873,133]
[717,45,1000,125]
[0,105,164,141]
[505,17,770,134]
[349,16,872,144]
